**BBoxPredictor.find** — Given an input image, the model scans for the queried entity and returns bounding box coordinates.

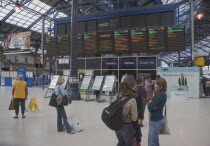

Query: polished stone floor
[0,86,210,146]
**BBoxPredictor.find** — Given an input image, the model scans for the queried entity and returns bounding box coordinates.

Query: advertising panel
[157,67,200,98]
[3,32,31,49]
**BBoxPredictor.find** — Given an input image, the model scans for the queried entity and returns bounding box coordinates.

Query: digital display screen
[77,34,84,57]
[114,30,130,52]
[167,26,185,52]
[98,31,114,53]
[131,28,148,52]
[149,27,166,52]
[84,32,97,56]
[57,35,70,56]
[46,37,57,56]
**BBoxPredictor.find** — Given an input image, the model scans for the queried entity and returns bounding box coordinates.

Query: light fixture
[13,0,21,12]
[196,12,204,20]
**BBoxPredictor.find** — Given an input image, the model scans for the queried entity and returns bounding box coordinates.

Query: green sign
[80,76,92,90]
[92,76,104,91]
[102,75,116,92]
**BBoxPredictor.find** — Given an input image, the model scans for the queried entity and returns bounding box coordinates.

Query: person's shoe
[13,116,18,119]
[22,115,26,119]
[67,131,75,134]
[58,129,65,132]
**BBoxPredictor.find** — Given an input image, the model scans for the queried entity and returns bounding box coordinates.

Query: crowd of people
[12,73,167,146]
[114,74,167,146]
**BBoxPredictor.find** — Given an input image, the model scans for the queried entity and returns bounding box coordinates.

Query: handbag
[9,98,15,110]
[160,105,170,135]
[49,94,58,107]
[56,85,68,106]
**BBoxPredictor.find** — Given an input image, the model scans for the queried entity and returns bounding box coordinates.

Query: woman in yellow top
[12,75,28,119]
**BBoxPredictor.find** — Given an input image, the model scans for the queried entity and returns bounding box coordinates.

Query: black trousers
[14,98,25,116]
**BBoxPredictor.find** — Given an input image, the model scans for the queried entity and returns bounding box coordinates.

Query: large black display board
[46,37,58,56]
[77,34,84,57]
[131,28,148,53]
[114,30,130,52]
[57,35,70,56]
[149,27,166,52]
[84,32,97,56]
[167,26,185,52]
[97,31,114,53]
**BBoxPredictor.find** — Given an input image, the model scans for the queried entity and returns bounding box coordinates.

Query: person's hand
[138,119,142,125]
[25,96,28,100]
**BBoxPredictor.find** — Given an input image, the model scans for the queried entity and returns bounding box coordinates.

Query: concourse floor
[0,86,210,146]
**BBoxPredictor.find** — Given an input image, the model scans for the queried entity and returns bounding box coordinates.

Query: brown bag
[9,99,15,110]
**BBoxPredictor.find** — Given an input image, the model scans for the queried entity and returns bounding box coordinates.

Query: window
[25,57,28,64]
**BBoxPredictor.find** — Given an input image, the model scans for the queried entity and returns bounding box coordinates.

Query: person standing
[145,75,153,101]
[53,77,75,134]
[12,75,28,119]
[201,76,208,96]
[134,78,146,145]
[115,75,138,146]
[148,78,167,146]
[178,73,187,86]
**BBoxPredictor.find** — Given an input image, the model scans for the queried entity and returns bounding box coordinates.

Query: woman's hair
[57,77,65,85]
[137,78,143,85]
[146,75,151,80]
[118,75,136,98]
[156,78,167,93]
[156,74,161,79]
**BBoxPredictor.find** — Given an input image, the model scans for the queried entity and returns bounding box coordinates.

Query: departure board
[167,26,185,52]
[84,32,97,56]
[77,34,84,57]
[149,27,166,52]
[131,28,148,52]
[46,37,58,56]
[98,31,114,53]
[114,30,130,52]
[57,35,70,56]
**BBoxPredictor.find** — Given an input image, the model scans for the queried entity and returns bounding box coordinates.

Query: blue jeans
[115,124,134,146]
[148,119,165,146]
[56,106,72,133]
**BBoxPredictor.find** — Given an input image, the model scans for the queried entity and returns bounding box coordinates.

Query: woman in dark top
[148,78,167,146]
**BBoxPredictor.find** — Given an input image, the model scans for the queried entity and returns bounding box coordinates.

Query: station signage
[138,58,156,67]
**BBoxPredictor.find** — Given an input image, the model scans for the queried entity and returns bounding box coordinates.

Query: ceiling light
[13,1,21,12]
[196,12,204,20]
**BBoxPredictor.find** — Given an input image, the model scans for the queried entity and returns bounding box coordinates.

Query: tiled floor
[0,86,210,146]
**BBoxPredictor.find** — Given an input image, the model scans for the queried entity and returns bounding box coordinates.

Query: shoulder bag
[160,105,170,135]
[56,85,69,106]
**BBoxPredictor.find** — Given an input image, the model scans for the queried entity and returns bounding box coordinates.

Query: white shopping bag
[67,116,83,132]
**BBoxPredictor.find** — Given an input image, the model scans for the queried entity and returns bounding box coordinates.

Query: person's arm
[12,83,16,97]
[148,93,164,112]
[131,99,138,122]
[25,85,28,99]
[59,85,67,96]
[178,78,181,86]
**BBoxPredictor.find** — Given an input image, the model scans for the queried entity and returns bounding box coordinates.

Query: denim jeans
[115,124,134,146]
[148,119,165,146]
[56,106,72,133]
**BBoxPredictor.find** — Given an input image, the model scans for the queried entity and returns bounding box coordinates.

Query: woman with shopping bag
[52,77,75,134]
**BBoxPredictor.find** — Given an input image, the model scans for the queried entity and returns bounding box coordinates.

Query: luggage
[67,116,83,132]
[9,99,15,110]
[101,97,131,131]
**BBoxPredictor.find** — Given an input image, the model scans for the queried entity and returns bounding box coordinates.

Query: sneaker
[68,131,75,134]
[22,115,26,119]
[13,116,18,119]
[58,129,65,132]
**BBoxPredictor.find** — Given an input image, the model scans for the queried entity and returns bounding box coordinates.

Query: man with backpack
[102,75,138,146]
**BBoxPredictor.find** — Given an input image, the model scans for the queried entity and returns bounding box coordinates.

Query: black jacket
[136,86,145,120]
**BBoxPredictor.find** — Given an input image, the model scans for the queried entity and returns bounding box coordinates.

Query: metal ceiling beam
[0,0,31,29]
[26,1,62,31]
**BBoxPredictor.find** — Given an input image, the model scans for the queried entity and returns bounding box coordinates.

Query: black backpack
[101,97,132,131]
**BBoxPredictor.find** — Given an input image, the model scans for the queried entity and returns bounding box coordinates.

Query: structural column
[190,0,195,66]
[69,0,81,100]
